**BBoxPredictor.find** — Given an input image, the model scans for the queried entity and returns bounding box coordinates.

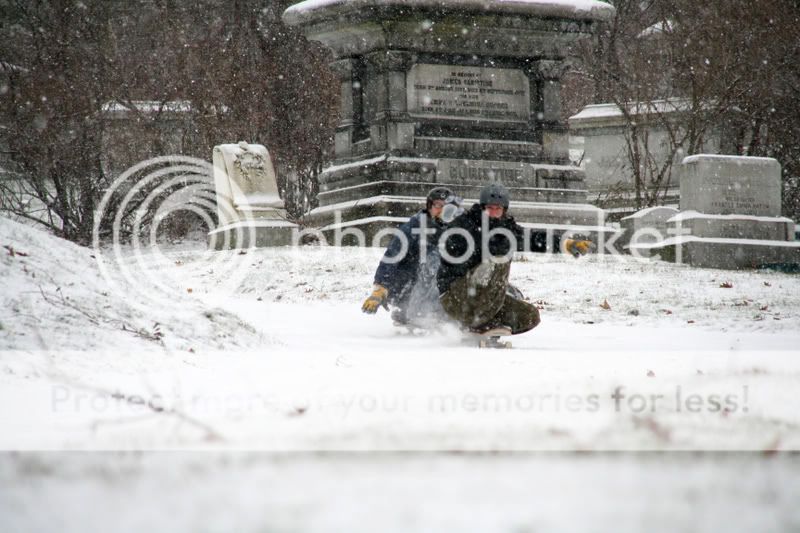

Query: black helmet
[479,183,510,209]
[426,186,463,222]
[426,186,454,210]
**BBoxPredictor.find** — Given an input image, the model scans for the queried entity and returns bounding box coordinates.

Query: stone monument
[618,206,679,256]
[283,0,616,243]
[568,99,739,209]
[207,141,298,249]
[642,155,800,269]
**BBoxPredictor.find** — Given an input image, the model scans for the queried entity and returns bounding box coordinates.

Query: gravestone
[283,0,616,244]
[680,155,782,216]
[619,206,679,255]
[207,141,298,249]
[644,155,800,269]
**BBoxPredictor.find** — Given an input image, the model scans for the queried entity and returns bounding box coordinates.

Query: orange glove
[361,284,389,314]
[564,239,594,257]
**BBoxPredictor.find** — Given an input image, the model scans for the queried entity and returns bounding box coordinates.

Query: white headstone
[208,142,298,249]
[212,141,284,226]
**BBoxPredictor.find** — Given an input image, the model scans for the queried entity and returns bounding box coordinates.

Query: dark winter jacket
[374,210,445,305]
[437,204,525,295]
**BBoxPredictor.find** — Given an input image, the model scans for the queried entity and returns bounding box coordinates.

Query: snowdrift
[0,217,265,353]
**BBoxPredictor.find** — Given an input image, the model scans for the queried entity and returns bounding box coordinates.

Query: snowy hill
[1,217,266,353]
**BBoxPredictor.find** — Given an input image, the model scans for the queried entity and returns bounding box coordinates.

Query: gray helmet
[479,183,510,209]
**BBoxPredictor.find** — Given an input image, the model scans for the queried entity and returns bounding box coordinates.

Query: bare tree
[0,1,116,243]
[584,1,720,208]
[0,0,338,243]
[583,0,800,215]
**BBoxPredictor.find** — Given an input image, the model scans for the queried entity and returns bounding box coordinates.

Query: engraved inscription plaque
[680,156,782,217]
[407,64,530,123]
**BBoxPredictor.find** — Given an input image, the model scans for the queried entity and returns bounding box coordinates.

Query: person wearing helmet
[437,182,540,336]
[361,187,463,326]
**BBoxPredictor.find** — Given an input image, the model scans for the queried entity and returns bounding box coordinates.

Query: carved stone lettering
[680,156,782,217]
[437,159,535,185]
[407,64,530,123]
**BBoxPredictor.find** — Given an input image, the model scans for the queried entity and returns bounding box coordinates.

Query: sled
[466,326,513,349]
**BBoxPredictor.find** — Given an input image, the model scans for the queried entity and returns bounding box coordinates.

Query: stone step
[666,212,795,242]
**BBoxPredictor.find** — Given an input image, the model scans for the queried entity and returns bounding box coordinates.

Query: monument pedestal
[653,237,800,270]
[305,155,611,243]
[208,221,298,249]
[283,0,615,244]
[640,155,800,269]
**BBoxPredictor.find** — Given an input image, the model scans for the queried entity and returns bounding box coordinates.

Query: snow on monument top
[283,0,616,25]
[682,154,780,166]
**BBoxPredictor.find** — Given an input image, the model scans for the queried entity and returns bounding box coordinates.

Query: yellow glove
[361,284,389,314]
[564,239,594,257]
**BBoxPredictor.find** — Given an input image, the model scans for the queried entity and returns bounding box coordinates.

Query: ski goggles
[440,194,463,223]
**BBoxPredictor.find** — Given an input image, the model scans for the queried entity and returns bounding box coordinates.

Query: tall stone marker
[208,141,298,249]
[643,155,800,269]
[283,0,617,243]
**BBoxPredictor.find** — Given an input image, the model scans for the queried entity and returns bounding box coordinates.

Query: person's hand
[564,238,594,257]
[361,284,389,314]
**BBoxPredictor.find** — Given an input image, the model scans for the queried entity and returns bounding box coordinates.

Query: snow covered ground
[2,216,800,531]
[3,452,799,533]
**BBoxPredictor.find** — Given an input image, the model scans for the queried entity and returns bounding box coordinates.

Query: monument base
[317,156,588,206]
[307,154,610,246]
[637,208,800,269]
[668,211,795,241]
[305,194,614,247]
[208,220,299,250]
[638,236,800,270]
